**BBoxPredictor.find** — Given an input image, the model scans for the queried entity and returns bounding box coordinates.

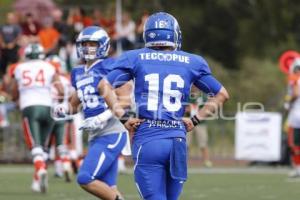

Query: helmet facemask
[76,26,110,61]
[77,41,99,61]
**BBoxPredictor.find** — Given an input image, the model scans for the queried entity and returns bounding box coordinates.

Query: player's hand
[53,104,69,119]
[124,118,144,133]
[80,117,108,131]
[79,110,113,131]
[182,117,194,132]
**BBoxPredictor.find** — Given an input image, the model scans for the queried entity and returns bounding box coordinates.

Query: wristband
[191,115,202,126]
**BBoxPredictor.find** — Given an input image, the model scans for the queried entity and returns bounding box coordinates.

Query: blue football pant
[133,139,184,200]
[77,132,126,186]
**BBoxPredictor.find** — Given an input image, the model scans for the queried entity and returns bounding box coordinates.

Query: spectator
[20,13,41,43]
[38,17,60,55]
[0,12,22,76]
[113,12,136,50]
[135,11,149,48]
[103,4,116,38]
[286,58,300,178]
[58,42,80,72]
[52,9,72,48]
[186,88,213,168]
[66,7,93,35]
[92,9,108,27]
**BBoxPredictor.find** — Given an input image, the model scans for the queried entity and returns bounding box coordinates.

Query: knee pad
[77,171,93,185]
[31,146,45,162]
[31,146,44,157]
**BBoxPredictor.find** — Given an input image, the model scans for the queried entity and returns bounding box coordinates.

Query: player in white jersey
[287,58,300,178]
[11,43,64,193]
[47,55,75,182]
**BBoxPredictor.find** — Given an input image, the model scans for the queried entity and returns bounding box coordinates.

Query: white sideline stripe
[92,152,106,179]
[107,133,123,149]
[133,145,143,171]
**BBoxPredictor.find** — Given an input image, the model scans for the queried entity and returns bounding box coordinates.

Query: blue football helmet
[76,26,110,60]
[143,12,182,50]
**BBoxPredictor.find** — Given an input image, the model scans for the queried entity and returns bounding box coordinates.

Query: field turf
[0,165,300,200]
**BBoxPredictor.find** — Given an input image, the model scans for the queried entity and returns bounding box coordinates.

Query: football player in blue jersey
[54,26,131,200]
[98,12,229,200]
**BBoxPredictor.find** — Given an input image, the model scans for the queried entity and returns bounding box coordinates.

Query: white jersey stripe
[23,117,35,148]
[107,132,123,149]
[133,145,143,171]
[135,182,145,200]
[92,152,106,179]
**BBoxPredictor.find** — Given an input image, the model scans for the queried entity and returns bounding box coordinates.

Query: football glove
[80,109,113,131]
[53,104,69,119]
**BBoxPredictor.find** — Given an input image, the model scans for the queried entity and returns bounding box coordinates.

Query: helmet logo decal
[148,32,156,39]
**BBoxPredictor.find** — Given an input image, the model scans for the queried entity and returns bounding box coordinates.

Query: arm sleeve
[106,52,134,88]
[106,69,133,88]
[194,75,223,96]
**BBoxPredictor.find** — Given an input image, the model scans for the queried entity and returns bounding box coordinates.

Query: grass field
[0,165,300,200]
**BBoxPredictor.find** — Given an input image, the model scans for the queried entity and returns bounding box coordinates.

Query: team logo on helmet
[148,32,156,39]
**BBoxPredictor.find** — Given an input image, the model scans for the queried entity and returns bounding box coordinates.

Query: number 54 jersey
[13,60,57,110]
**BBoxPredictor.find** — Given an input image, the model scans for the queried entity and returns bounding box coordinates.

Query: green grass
[0,165,300,200]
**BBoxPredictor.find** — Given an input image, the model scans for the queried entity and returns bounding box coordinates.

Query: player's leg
[63,119,80,174]
[288,127,300,177]
[166,172,184,200]
[46,132,64,178]
[53,120,72,182]
[133,139,175,200]
[38,106,55,192]
[118,155,127,173]
[186,128,193,154]
[71,113,85,171]
[118,132,131,173]
[195,125,212,167]
[100,155,124,199]
[167,137,187,200]
[77,132,126,200]
[22,106,47,193]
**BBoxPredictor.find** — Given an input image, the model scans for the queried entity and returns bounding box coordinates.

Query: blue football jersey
[107,48,222,144]
[71,58,114,119]
[108,47,222,120]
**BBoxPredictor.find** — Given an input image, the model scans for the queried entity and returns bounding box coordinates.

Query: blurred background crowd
[0,2,148,76]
